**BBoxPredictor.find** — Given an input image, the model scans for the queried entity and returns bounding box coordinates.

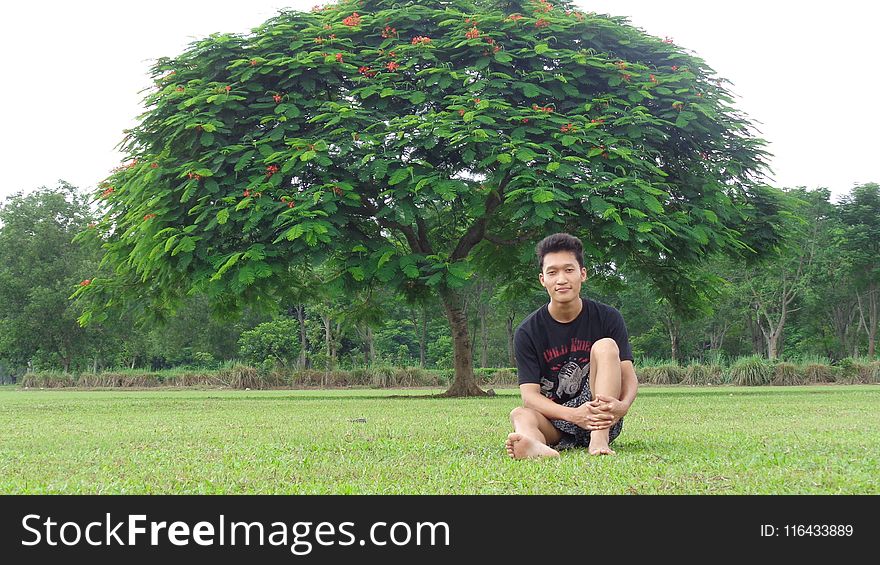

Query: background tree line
[0,180,877,383]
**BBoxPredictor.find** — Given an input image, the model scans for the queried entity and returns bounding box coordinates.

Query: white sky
[1,0,877,203]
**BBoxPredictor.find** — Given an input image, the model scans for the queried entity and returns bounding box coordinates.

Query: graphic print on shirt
[541,337,593,402]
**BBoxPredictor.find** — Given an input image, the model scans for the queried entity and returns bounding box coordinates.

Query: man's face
[539,251,587,304]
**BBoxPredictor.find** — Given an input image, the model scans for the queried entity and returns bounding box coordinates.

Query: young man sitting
[506,233,638,458]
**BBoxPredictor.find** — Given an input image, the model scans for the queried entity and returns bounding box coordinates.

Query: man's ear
[539,272,545,285]
[581,267,587,282]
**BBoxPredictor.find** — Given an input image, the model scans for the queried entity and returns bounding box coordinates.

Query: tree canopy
[77,0,779,394]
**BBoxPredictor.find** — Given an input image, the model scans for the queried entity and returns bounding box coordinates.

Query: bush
[639,364,683,385]
[238,319,301,368]
[729,356,773,386]
[772,363,805,386]
[77,371,163,387]
[474,368,518,385]
[836,358,880,384]
[802,363,836,384]
[20,371,76,388]
[682,363,724,386]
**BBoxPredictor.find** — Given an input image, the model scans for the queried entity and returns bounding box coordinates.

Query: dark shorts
[550,378,624,450]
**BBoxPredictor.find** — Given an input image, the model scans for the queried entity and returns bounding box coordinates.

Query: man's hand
[593,394,628,425]
[568,402,615,431]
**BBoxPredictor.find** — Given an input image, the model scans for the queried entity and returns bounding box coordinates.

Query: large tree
[77,0,778,395]
[838,183,880,357]
[0,182,98,372]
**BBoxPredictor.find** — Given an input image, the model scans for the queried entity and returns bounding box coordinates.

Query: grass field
[1,385,877,494]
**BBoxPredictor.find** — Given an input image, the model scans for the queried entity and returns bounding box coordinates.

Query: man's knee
[510,406,538,422]
[591,338,620,359]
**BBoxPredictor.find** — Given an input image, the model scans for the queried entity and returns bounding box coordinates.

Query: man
[505,233,638,458]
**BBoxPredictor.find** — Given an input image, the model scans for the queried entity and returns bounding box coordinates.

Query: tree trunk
[479,298,489,368]
[419,308,427,368]
[506,311,516,367]
[746,309,765,356]
[857,287,878,357]
[439,288,486,396]
[366,325,375,365]
[323,313,333,368]
[295,305,308,369]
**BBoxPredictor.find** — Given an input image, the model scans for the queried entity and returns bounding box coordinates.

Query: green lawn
[1,385,877,494]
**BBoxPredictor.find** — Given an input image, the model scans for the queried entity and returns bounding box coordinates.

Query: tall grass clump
[836,358,880,384]
[729,356,773,386]
[77,371,163,387]
[772,362,805,386]
[20,371,77,388]
[682,363,724,385]
[800,362,837,384]
[639,363,684,385]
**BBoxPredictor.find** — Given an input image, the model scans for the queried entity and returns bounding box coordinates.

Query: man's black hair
[536,233,584,271]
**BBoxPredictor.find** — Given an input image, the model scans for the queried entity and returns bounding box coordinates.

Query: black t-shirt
[514,297,634,404]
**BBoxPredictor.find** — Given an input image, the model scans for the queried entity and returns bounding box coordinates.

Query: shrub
[639,364,683,385]
[772,363,805,386]
[20,371,76,388]
[77,371,163,387]
[682,363,724,386]
[802,363,836,384]
[238,319,301,368]
[729,356,773,386]
[836,358,880,384]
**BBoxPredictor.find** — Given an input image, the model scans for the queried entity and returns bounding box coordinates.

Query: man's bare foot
[587,441,616,456]
[588,429,616,455]
[505,433,560,459]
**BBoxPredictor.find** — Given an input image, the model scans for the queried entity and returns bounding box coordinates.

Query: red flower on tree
[80,279,92,287]
[335,53,344,62]
[671,65,679,71]
[560,123,574,133]
[465,27,480,39]
[507,13,523,21]
[411,36,431,45]
[342,12,361,26]
[386,61,399,71]
[265,165,280,177]
[250,59,258,66]
[535,19,550,28]
[273,94,282,103]
[381,26,397,38]
[143,213,157,221]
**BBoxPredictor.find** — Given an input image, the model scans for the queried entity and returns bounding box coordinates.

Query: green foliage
[238,318,302,367]
[0,182,100,371]
[729,355,773,386]
[79,0,776,331]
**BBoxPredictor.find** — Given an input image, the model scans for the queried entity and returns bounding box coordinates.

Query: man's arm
[594,360,638,425]
[519,384,614,429]
[619,360,638,410]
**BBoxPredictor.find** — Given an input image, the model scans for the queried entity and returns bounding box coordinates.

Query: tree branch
[450,172,512,262]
